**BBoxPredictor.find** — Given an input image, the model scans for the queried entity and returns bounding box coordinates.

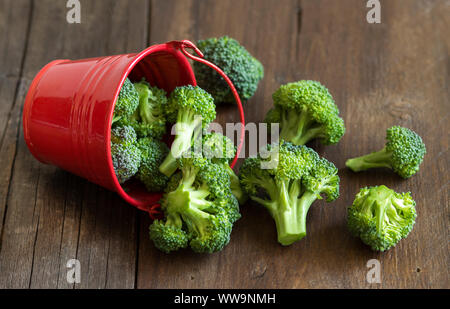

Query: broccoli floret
[150,156,238,253]
[112,78,140,123]
[264,80,345,146]
[110,125,141,183]
[149,215,189,253]
[202,132,247,205]
[159,85,216,177]
[194,36,264,104]
[136,137,169,192]
[347,185,417,251]
[239,141,340,245]
[346,126,426,178]
[130,80,167,139]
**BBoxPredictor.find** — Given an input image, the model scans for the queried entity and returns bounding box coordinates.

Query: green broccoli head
[159,85,216,178]
[347,185,417,251]
[110,125,141,184]
[194,36,264,104]
[113,78,140,122]
[149,215,189,253]
[151,157,239,253]
[128,80,168,139]
[136,137,169,192]
[264,80,345,146]
[239,141,340,245]
[346,126,426,178]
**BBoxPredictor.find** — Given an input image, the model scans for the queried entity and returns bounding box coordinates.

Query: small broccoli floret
[346,126,426,178]
[136,137,169,192]
[149,215,189,253]
[151,156,238,253]
[112,78,140,123]
[194,36,264,104]
[347,185,417,251]
[132,80,167,139]
[110,125,141,184]
[159,85,216,177]
[239,141,340,245]
[264,80,345,146]
[202,132,247,205]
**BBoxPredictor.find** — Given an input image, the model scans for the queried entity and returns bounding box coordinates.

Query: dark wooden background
[0,0,448,289]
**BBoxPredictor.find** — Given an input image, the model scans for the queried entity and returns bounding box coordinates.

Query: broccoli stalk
[159,85,216,178]
[159,110,203,177]
[251,178,314,245]
[165,165,212,212]
[345,147,392,171]
[346,126,426,178]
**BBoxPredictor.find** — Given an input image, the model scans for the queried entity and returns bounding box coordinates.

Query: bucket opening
[108,45,196,210]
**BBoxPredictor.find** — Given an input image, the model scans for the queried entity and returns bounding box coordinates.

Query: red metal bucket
[23,40,245,217]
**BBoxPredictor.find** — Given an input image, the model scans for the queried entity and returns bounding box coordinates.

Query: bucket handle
[147,40,246,220]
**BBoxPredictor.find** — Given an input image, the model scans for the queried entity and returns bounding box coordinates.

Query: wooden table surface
[0,0,448,289]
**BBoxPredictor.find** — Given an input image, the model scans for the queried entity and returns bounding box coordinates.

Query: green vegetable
[110,125,141,183]
[347,185,417,251]
[150,155,240,253]
[112,78,140,123]
[346,126,426,178]
[202,132,247,205]
[159,85,216,177]
[239,141,340,245]
[194,36,264,104]
[264,80,345,146]
[136,137,169,192]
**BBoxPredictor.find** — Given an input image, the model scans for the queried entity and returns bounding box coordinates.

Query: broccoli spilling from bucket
[111,125,141,183]
[194,36,264,104]
[346,126,426,178]
[150,155,240,253]
[239,141,340,245]
[347,185,417,251]
[264,80,345,146]
[112,78,140,124]
[159,85,216,178]
[119,79,168,139]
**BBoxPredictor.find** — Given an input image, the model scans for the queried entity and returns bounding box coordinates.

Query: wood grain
[0,0,150,289]
[0,0,448,289]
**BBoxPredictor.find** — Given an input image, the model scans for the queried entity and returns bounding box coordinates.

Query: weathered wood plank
[291,0,449,289]
[0,0,150,289]
[0,0,32,255]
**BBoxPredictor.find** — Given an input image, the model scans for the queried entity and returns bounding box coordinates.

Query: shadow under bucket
[23,40,245,216]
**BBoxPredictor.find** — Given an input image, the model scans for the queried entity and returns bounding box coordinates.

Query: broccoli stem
[225,165,247,204]
[292,126,324,145]
[159,109,202,177]
[280,108,321,146]
[296,191,318,238]
[345,147,393,172]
